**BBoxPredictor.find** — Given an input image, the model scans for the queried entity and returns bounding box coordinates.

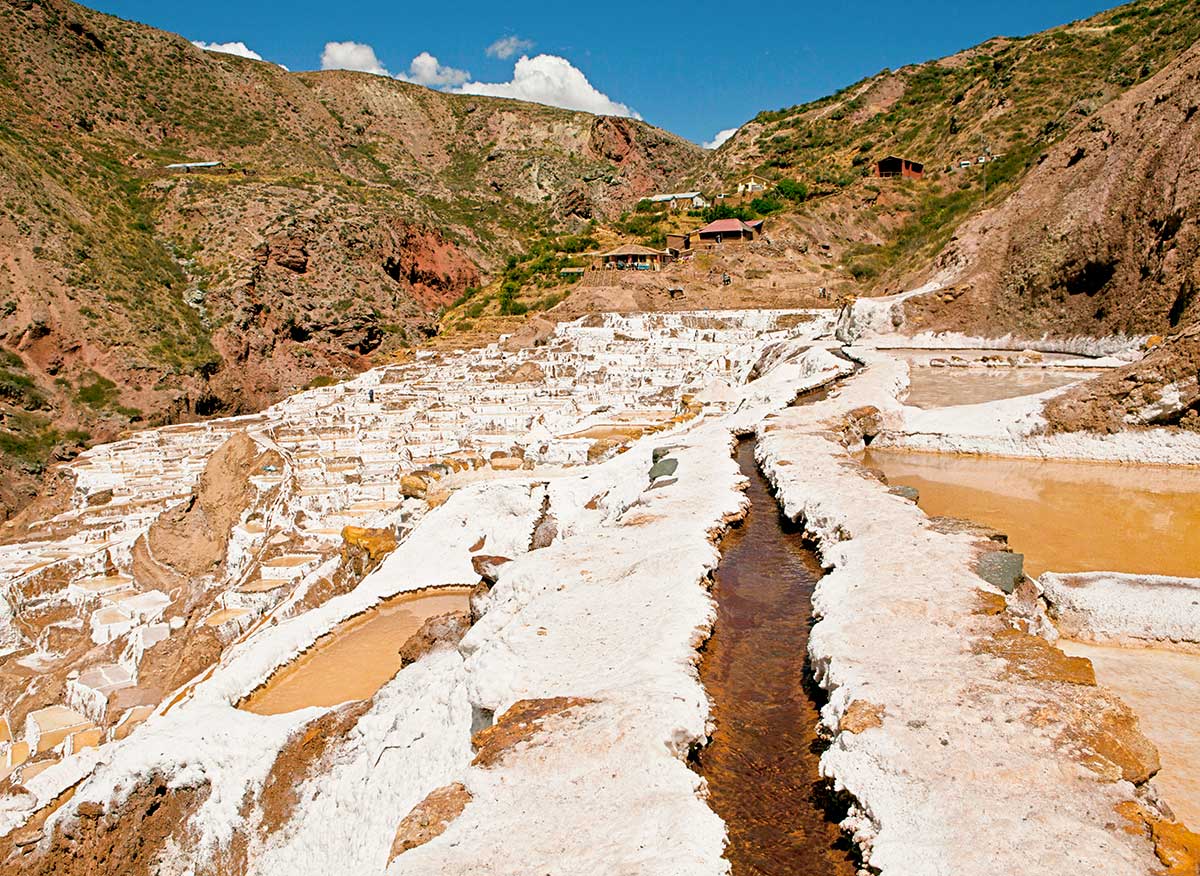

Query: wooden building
[666,232,692,254]
[597,244,672,271]
[874,156,924,179]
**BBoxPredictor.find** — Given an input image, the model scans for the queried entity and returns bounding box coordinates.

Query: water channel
[695,440,857,875]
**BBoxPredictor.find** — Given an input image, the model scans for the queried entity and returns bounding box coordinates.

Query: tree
[750,196,784,215]
[702,203,755,223]
[775,178,809,202]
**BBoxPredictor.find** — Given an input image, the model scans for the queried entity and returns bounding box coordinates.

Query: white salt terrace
[24,705,94,755]
[3,307,1200,874]
[4,312,797,621]
[68,663,136,722]
[66,574,134,603]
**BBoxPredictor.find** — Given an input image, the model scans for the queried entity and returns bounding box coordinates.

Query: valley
[0,0,1199,872]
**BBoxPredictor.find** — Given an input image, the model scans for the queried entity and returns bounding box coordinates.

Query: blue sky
[94,0,1119,145]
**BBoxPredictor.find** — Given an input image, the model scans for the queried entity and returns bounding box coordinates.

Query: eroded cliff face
[1043,322,1200,433]
[904,41,1200,339]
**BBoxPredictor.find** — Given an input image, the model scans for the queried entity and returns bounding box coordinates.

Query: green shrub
[76,371,118,408]
[750,196,784,215]
[450,286,480,308]
[775,178,809,202]
[702,203,755,223]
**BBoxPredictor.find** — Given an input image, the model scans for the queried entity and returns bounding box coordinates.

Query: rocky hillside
[0,0,702,517]
[705,0,1200,295]
[898,38,1200,433]
[903,39,1200,339]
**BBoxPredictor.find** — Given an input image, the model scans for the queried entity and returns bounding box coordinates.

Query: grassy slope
[710,0,1200,286]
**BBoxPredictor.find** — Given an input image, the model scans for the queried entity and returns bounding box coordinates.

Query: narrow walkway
[695,440,857,875]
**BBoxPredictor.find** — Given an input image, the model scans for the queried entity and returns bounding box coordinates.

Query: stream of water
[695,440,857,876]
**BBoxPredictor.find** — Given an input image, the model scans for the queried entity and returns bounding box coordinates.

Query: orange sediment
[862,449,1200,578]
[240,588,472,716]
[1063,640,1200,830]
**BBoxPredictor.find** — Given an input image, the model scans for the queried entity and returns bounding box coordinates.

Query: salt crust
[755,353,1163,875]
[8,307,1185,875]
[1041,572,1200,650]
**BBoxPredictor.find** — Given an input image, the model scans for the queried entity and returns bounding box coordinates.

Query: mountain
[706,0,1200,295]
[903,38,1200,339]
[5,0,1200,519]
[0,0,702,516]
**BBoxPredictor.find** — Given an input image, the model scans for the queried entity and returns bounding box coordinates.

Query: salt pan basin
[902,368,1099,409]
[1060,640,1200,829]
[862,449,1200,578]
[240,588,471,715]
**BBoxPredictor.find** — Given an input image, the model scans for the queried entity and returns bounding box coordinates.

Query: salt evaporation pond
[861,449,1200,578]
[1060,640,1200,828]
[880,348,1095,366]
[240,588,471,715]
[902,368,1100,409]
[695,440,857,875]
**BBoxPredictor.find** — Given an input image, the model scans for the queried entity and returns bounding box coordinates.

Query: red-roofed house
[696,218,761,244]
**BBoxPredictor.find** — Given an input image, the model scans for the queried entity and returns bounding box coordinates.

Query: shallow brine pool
[862,449,1200,578]
[902,368,1101,409]
[240,588,471,715]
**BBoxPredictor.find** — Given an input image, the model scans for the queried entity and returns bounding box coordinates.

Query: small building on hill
[696,218,761,244]
[165,161,223,173]
[597,244,673,271]
[874,156,924,179]
[666,232,692,254]
[648,192,709,211]
[736,175,769,194]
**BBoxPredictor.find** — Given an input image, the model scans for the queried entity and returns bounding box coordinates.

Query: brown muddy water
[695,441,856,876]
[862,449,1200,578]
[902,368,1099,409]
[1060,640,1200,829]
[240,588,471,715]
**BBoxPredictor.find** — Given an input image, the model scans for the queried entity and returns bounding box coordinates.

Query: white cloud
[318,43,468,88]
[704,127,739,150]
[192,40,264,61]
[315,43,636,120]
[320,41,389,76]
[486,35,534,59]
[396,52,470,87]
[457,54,639,119]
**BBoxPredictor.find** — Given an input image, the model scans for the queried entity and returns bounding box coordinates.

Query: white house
[647,192,710,211]
[736,175,769,194]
